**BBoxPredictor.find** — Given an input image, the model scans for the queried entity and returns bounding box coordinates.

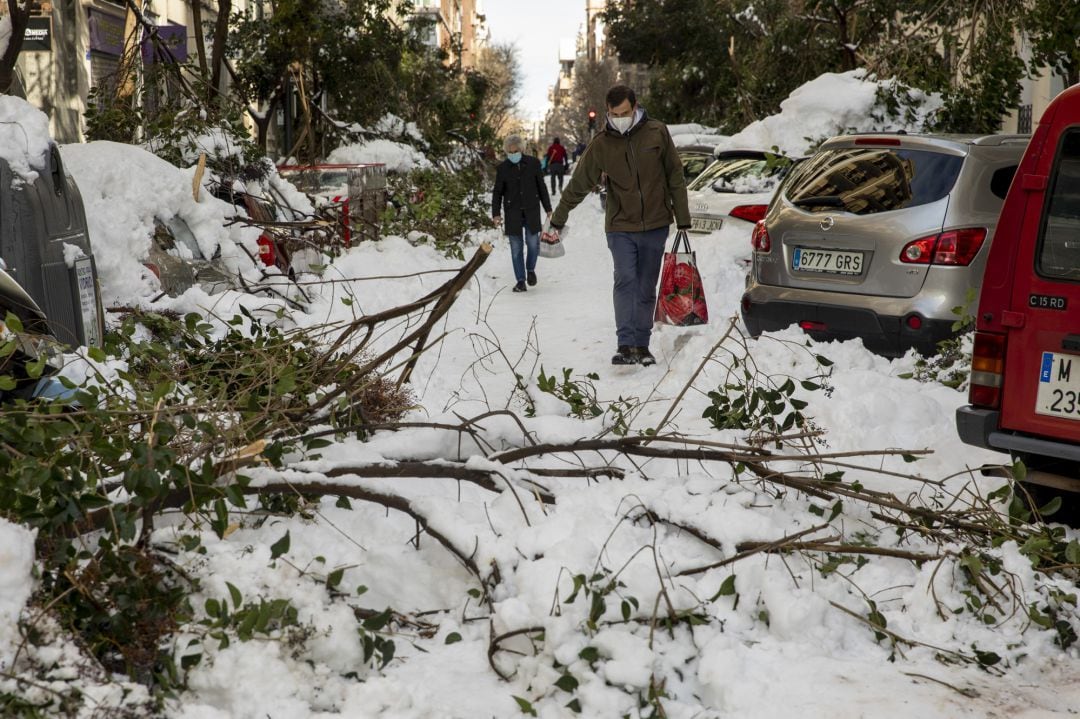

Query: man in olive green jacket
[549,85,691,366]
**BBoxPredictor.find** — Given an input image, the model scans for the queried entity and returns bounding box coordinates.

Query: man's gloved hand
[677,224,691,231]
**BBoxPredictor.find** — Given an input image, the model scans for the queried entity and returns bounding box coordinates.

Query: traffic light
[587,108,597,131]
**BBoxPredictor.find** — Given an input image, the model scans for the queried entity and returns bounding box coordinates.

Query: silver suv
[740,133,1028,356]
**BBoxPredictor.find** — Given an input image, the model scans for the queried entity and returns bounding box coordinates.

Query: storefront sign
[88,9,126,56]
[23,16,51,52]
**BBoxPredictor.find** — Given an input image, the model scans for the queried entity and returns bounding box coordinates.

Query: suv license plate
[792,247,863,275]
[690,217,722,233]
[1035,351,1080,420]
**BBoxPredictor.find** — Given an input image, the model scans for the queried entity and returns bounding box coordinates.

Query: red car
[957,82,1080,491]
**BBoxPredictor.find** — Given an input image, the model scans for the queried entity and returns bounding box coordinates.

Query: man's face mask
[609,114,634,134]
[508,151,522,163]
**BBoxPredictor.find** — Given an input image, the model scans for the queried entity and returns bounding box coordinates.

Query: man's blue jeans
[509,228,539,283]
[606,226,669,347]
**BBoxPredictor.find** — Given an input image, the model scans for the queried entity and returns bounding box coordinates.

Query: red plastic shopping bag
[655,230,708,326]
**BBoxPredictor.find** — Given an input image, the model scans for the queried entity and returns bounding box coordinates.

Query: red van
[957,82,1080,489]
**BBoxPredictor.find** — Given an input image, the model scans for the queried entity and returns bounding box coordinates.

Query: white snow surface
[715,69,942,156]
[327,138,431,173]
[0,520,35,668]
[6,75,1080,718]
[0,95,53,182]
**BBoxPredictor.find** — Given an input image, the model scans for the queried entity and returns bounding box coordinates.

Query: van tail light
[257,234,277,267]
[730,204,768,224]
[751,221,771,252]
[900,228,987,266]
[969,331,1006,408]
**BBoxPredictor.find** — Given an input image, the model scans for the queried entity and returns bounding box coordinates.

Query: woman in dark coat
[491,134,552,292]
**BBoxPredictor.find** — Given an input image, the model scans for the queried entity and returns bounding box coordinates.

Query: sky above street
[482,0,587,121]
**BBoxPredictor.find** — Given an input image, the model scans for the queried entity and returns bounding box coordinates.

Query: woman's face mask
[508,151,522,164]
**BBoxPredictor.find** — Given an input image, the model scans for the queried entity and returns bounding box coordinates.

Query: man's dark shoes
[527,271,537,286]
[612,345,636,365]
[513,281,527,293]
[634,347,656,366]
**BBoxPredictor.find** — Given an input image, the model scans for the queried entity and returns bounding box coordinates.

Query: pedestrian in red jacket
[545,137,568,195]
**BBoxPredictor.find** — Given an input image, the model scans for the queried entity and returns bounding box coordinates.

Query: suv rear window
[688,157,783,193]
[784,147,963,216]
[1037,129,1080,281]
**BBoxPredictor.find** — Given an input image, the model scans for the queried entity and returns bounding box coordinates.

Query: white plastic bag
[539,226,566,258]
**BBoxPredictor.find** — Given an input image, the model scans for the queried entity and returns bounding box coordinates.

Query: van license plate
[1035,351,1080,420]
[690,217,722,233]
[792,247,863,275]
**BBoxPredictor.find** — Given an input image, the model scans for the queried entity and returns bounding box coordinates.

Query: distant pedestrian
[492,134,551,293]
[572,141,586,161]
[545,137,568,195]
[547,85,691,366]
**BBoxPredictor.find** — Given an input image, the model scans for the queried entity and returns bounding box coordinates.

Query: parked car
[677,144,718,185]
[686,150,797,235]
[0,143,104,348]
[740,132,1028,357]
[956,83,1080,491]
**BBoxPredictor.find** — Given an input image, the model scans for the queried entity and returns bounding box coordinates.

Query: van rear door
[999,127,1080,441]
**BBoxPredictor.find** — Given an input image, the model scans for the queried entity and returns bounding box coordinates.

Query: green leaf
[512,696,538,716]
[444,632,462,644]
[327,568,345,590]
[712,574,737,600]
[554,673,579,692]
[335,495,353,509]
[269,530,291,560]
[828,500,843,522]
[362,608,392,631]
[226,582,243,610]
[1012,459,1027,482]
[87,346,106,362]
[0,375,15,391]
[808,504,825,517]
[815,354,834,367]
[1065,540,1080,565]
[4,312,23,333]
[1038,496,1063,518]
[273,366,297,396]
[578,646,599,663]
[973,648,1001,667]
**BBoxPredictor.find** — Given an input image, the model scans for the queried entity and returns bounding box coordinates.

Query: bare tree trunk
[209,0,232,103]
[190,0,209,81]
[0,0,31,94]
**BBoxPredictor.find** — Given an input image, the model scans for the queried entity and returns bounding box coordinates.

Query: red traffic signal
[587,109,597,119]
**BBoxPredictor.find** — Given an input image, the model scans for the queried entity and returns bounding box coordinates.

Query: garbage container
[0,143,104,348]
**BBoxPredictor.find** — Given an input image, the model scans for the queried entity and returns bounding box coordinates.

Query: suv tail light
[969,331,1006,408]
[900,228,987,266]
[730,204,768,224]
[257,234,277,267]
[751,221,771,252]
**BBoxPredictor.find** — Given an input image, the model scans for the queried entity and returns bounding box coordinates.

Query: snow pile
[330,113,431,173]
[328,138,431,173]
[61,141,265,304]
[668,122,728,148]
[0,95,53,182]
[715,69,942,156]
[0,520,35,666]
